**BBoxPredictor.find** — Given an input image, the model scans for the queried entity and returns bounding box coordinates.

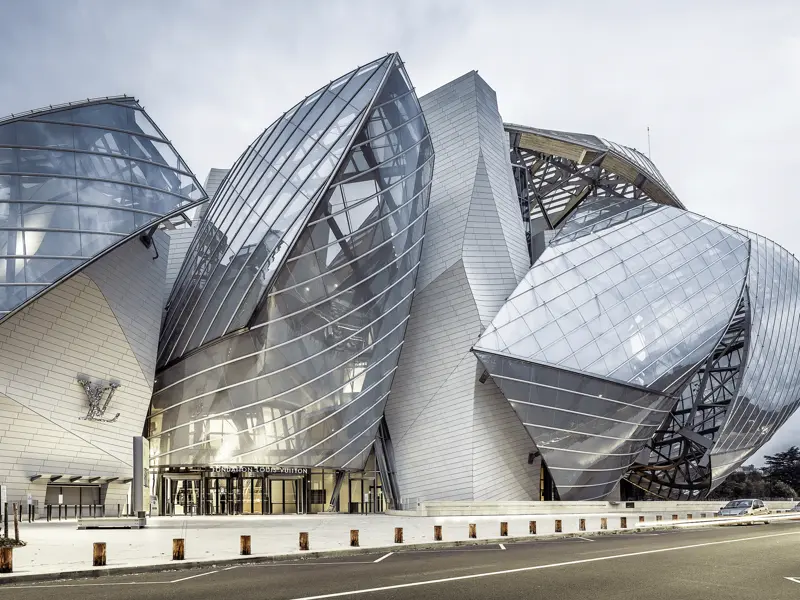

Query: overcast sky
[2,0,798,464]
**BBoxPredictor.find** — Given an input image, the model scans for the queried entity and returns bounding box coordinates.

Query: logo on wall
[76,373,121,423]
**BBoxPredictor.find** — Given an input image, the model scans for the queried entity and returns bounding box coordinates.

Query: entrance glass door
[269,478,305,514]
[242,478,264,514]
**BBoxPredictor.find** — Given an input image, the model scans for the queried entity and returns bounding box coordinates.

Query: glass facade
[150,54,433,472]
[0,97,205,319]
[476,179,800,500]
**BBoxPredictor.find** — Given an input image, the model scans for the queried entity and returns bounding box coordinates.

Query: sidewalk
[1,510,790,581]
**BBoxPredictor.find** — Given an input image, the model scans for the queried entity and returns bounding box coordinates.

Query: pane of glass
[131,110,161,138]
[71,104,133,129]
[0,148,17,171]
[20,176,78,204]
[18,149,76,176]
[28,231,82,257]
[78,179,133,208]
[73,126,130,156]
[20,203,79,230]
[75,153,129,181]
[79,206,135,233]
[14,122,74,149]
[131,186,180,215]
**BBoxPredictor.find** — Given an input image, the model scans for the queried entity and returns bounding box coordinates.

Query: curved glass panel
[476,195,749,391]
[150,55,434,470]
[0,97,205,319]
[474,350,675,501]
[158,55,395,365]
[710,232,800,486]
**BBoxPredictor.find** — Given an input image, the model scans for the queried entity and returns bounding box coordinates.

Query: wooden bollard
[529,520,537,535]
[93,542,106,567]
[434,525,442,541]
[555,519,562,533]
[656,515,663,521]
[172,538,185,561]
[672,514,678,521]
[350,530,359,547]
[600,517,607,530]
[469,523,476,539]
[700,513,706,519]
[687,514,692,520]
[639,516,645,524]
[620,517,627,529]
[394,527,403,544]
[240,535,251,556]
[13,504,19,542]
[0,547,11,573]
[500,522,508,537]
[299,532,309,551]
[578,519,585,532]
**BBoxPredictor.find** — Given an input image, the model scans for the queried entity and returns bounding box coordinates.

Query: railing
[42,504,131,521]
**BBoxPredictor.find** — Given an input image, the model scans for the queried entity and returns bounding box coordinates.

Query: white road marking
[171,570,218,583]
[373,552,393,563]
[574,537,594,542]
[255,561,376,567]
[785,577,800,584]
[285,530,800,600]
[6,581,169,589]
[222,566,240,571]
[498,544,506,550]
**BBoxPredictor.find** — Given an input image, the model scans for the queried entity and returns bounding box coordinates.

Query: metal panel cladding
[150,54,434,470]
[710,231,800,486]
[0,97,205,320]
[473,194,750,499]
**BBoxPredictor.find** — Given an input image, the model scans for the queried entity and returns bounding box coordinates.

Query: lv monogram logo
[76,374,121,423]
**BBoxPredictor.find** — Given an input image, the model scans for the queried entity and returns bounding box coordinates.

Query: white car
[718,499,770,524]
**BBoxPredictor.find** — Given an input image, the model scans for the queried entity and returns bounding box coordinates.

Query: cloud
[2,0,799,464]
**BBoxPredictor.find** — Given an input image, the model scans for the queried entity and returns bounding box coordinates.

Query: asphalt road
[4,520,800,600]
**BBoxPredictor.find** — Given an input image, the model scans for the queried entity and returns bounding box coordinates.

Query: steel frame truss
[509,132,654,261]
[624,292,750,499]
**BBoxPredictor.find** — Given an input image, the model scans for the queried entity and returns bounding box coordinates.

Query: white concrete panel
[0,239,165,512]
[386,71,535,503]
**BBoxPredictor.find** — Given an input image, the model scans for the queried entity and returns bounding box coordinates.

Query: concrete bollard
[500,522,508,537]
[578,519,585,532]
[350,530,359,547]
[620,517,627,529]
[600,517,607,530]
[529,520,537,535]
[93,542,106,567]
[672,514,678,521]
[172,538,185,560]
[656,515,663,521]
[469,523,476,539]
[434,525,442,541]
[299,532,309,551]
[0,547,11,573]
[639,516,645,524]
[394,527,403,544]
[240,535,251,556]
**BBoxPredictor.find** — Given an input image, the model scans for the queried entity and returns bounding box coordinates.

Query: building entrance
[269,477,305,514]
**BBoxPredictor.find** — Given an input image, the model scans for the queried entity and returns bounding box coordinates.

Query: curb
[0,525,689,585]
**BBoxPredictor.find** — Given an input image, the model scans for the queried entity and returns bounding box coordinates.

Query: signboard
[1,484,6,518]
[58,494,63,505]
[27,494,32,506]
[209,466,309,475]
